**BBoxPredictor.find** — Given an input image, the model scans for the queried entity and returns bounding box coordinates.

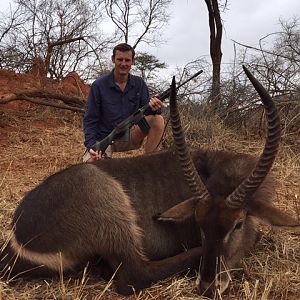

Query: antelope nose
[198,281,214,299]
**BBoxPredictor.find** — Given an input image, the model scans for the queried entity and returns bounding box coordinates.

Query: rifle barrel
[157,69,203,101]
[176,69,203,90]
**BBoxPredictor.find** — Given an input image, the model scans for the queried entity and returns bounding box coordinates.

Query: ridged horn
[169,76,207,199]
[226,65,281,208]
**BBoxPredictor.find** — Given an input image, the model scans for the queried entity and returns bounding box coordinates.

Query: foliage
[0,0,171,81]
[133,51,167,80]
[0,0,119,80]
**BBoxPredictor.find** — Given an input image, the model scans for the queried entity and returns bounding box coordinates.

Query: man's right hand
[89,148,102,161]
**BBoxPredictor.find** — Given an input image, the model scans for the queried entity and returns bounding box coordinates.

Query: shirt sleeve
[83,82,101,150]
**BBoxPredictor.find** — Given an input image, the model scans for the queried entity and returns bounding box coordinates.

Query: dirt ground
[0,69,299,299]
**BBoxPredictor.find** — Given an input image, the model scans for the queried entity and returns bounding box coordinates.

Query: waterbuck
[156,65,300,297]
[0,66,298,297]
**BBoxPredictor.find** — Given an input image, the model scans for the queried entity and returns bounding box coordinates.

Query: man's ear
[153,198,195,223]
[111,55,115,63]
[249,201,300,230]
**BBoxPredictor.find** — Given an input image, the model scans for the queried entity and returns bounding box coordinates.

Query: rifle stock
[92,70,203,154]
[93,134,113,154]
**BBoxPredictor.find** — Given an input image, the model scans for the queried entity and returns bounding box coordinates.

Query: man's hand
[88,148,102,161]
[149,96,164,111]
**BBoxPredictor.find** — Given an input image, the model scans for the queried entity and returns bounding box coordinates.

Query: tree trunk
[204,0,223,111]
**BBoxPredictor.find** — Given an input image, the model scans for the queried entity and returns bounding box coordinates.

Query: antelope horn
[226,65,281,208]
[169,76,207,200]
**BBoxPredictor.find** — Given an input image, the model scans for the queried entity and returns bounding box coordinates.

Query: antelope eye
[234,221,243,231]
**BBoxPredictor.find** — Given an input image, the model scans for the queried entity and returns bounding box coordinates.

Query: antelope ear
[153,198,195,223]
[249,202,300,229]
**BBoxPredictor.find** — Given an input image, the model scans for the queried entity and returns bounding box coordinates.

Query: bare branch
[0,91,85,113]
[232,39,297,62]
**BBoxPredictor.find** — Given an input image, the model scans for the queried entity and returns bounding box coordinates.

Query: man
[83,43,164,162]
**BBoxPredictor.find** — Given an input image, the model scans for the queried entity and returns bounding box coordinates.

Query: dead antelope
[0,66,298,297]
[155,65,300,297]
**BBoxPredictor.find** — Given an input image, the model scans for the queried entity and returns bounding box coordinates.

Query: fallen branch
[0,91,85,113]
[22,90,86,107]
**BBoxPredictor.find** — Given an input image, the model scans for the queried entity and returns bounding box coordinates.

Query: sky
[141,0,300,76]
[1,0,300,76]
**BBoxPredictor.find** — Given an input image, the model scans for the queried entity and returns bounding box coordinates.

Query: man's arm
[83,82,101,150]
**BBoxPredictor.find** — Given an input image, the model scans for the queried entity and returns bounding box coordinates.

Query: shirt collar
[108,69,135,89]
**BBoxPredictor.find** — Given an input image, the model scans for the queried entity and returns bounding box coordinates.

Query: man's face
[112,50,134,76]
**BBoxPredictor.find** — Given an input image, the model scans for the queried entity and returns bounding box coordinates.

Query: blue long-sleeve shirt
[83,71,156,150]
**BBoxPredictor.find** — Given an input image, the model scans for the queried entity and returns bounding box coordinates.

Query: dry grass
[0,105,299,300]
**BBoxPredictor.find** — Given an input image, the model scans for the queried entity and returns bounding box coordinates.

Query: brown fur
[0,150,204,294]
[1,148,295,296]
[156,150,298,298]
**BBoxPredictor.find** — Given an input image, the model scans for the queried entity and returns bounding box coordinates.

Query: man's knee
[145,115,164,131]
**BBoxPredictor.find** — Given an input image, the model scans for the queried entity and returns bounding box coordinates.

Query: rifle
[92,69,203,154]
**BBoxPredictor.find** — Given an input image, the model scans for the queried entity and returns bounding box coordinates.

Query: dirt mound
[0,67,90,110]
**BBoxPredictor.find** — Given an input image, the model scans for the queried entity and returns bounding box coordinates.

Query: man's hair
[112,43,135,59]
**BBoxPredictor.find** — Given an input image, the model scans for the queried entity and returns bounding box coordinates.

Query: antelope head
[156,66,300,298]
